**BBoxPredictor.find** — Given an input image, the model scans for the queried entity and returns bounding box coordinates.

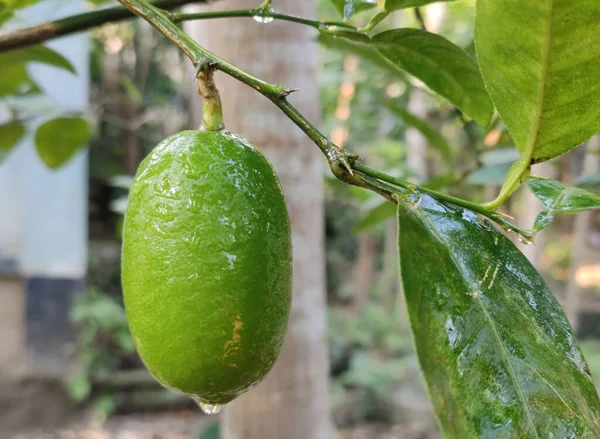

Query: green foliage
[576,172,600,191]
[318,34,406,76]
[385,0,455,11]
[527,177,600,232]
[197,422,220,439]
[0,0,39,25]
[475,0,600,164]
[0,121,25,157]
[397,192,600,438]
[0,45,75,97]
[67,288,135,405]
[0,45,75,73]
[372,29,494,126]
[35,116,90,169]
[329,305,414,422]
[328,0,377,19]
[386,101,452,159]
[356,198,396,232]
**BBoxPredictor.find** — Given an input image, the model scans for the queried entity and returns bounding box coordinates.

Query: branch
[0,0,357,54]
[0,0,207,53]
[170,9,356,31]
[116,0,533,240]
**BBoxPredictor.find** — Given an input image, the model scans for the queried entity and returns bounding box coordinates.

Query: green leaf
[35,117,90,169]
[356,198,396,231]
[372,29,494,126]
[0,62,34,97]
[0,45,75,73]
[329,0,378,19]
[475,0,600,163]
[385,0,455,11]
[527,177,600,232]
[0,121,25,152]
[0,0,38,25]
[397,192,600,438]
[575,172,600,191]
[318,34,408,78]
[0,45,74,97]
[386,101,452,159]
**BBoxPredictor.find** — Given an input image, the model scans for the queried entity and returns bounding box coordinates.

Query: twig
[0,0,204,53]
[0,1,357,54]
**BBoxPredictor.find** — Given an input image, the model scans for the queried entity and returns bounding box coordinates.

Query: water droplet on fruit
[253,15,273,23]
[194,398,224,415]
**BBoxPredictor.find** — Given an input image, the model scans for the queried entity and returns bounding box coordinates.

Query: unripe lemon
[121,129,292,411]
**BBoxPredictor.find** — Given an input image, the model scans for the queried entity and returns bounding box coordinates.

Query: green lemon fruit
[121,129,292,410]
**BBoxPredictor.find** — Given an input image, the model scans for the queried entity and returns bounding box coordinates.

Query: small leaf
[397,192,600,438]
[475,0,600,163]
[372,29,494,126]
[328,0,377,19]
[35,117,90,169]
[527,177,600,232]
[386,101,452,159]
[0,45,75,73]
[385,0,455,11]
[357,198,396,231]
[0,121,25,152]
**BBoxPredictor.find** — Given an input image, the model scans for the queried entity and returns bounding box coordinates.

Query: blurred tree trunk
[353,233,376,313]
[565,136,600,331]
[186,2,332,438]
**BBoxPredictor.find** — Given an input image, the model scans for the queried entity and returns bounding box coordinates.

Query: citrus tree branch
[0,0,207,53]
[0,0,357,54]
[117,0,532,240]
[170,9,357,30]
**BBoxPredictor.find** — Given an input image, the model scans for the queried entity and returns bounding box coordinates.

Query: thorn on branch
[281,88,301,98]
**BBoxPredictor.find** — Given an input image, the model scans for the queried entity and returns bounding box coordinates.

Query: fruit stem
[197,68,225,131]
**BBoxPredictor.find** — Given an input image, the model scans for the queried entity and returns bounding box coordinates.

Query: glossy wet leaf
[0,121,25,152]
[385,0,455,11]
[35,117,90,169]
[386,101,452,159]
[328,0,377,19]
[475,0,600,163]
[527,177,600,232]
[372,29,494,126]
[397,192,600,438]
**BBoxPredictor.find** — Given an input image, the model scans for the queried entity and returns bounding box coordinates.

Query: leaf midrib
[523,0,555,162]
[411,206,540,438]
